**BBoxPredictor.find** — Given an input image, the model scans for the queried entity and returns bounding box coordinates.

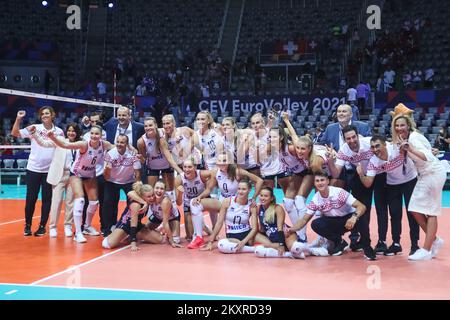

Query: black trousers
[25,170,52,226]
[373,173,389,242]
[103,181,133,232]
[311,213,370,247]
[82,174,105,230]
[386,178,419,245]
[347,170,373,246]
[358,97,366,114]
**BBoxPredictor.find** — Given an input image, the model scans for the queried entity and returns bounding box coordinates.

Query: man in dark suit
[103,105,144,149]
[318,104,372,250]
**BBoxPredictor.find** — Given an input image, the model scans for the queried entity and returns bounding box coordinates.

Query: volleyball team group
[10,102,447,262]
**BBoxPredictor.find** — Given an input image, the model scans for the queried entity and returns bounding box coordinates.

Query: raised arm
[47,131,87,151]
[11,110,26,138]
[281,112,299,142]
[239,168,264,201]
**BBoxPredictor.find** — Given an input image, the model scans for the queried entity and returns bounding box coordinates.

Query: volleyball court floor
[1,185,450,300]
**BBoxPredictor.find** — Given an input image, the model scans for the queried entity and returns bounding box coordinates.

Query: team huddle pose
[12,102,447,262]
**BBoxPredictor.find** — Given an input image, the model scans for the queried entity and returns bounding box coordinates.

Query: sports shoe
[83,226,100,236]
[409,244,420,256]
[24,224,32,236]
[34,225,46,236]
[350,240,364,252]
[49,228,57,238]
[384,243,402,256]
[309,236,327,248]
[431,237,444,258]
[73,233,87,243]
[363,246,377,261]
[374,240,387,255]
[64,226,73,237]
[309,247,329,257]
[187,236,205,249]
[330,240,349,256]
[408,248,432,261]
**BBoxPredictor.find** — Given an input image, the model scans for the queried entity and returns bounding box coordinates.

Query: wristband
[130,226,137,242]
[277,230,284,244]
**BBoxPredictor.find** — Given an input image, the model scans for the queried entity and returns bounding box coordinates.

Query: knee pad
[254,245,267,258]
[102,238,111,249]
[189,200,204,216]
[88,200,99,207]
[217,239,237,254]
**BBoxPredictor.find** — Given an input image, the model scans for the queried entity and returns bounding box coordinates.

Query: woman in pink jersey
[47,125,114,243]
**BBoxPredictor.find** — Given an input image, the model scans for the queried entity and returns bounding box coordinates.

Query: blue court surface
[0,283,265,300]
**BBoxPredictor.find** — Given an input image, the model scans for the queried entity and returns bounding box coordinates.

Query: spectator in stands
[434,126,450,152]
[424,67,434,89]
[200,83,210,98]
[402,69,413,89]
[97,80,107,101]
[356,81,371,115]
[412,70,423,89]
[11,108,64,237]
[135,83,146,97]
[346,86,357,107]
[383,66,396,91]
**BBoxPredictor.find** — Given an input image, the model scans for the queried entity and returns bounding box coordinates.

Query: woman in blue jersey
[253,187,307,259]
[102,182,163,251]
[201,180,258,254]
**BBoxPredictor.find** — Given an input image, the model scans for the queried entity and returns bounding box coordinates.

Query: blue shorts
[226,229,251,242]
[115,220,145,235]
[146,167,174,177]
[148,212,181,224]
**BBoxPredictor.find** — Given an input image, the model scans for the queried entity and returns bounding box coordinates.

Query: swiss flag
[282,41,299,55]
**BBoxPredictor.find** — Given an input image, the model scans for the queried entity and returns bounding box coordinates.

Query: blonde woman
[391,115,447,260]
[137,117,183,194]
[102,182,163,251]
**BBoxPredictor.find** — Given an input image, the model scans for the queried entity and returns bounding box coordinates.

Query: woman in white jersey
[282,113,331,242]
[188,152,264,249]
[144,180,182,248]
[174,158,213,243]
[47,125,114,243]
[11,108,64,237]
[161,114,200,166]
[247,113,275,176]
[201,179,258,254]
[194,111,222,170]
[137,117,183,197]
[102,182,165,251]
[392,115,447,260]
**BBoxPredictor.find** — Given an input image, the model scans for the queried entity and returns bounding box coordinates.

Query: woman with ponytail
[253,187,307,259]
[102,182,164,251]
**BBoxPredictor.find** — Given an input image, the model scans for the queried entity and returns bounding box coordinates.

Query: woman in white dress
[392,114,447,260]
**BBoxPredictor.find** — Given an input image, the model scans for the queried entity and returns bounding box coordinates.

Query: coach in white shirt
[358,135,420,257]
[11,108,64,237]
[288,170,375,260]
[102,134,142,236]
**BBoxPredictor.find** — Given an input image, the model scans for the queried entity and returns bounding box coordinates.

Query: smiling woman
[10,107,65,237]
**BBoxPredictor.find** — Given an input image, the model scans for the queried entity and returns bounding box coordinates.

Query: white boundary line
[30,245,131,285]
[30,219,191,285]
[0,282,293,300]
[0,216,41,226]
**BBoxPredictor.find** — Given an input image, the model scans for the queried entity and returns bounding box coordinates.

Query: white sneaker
[73,233,87,243]
[64,226,73,237]
[49,228,57,238]
[431,237,444,258]
[408,248,432,261]
[309,247,330,257]
[83,226,100,236]
[309,236,326,248]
